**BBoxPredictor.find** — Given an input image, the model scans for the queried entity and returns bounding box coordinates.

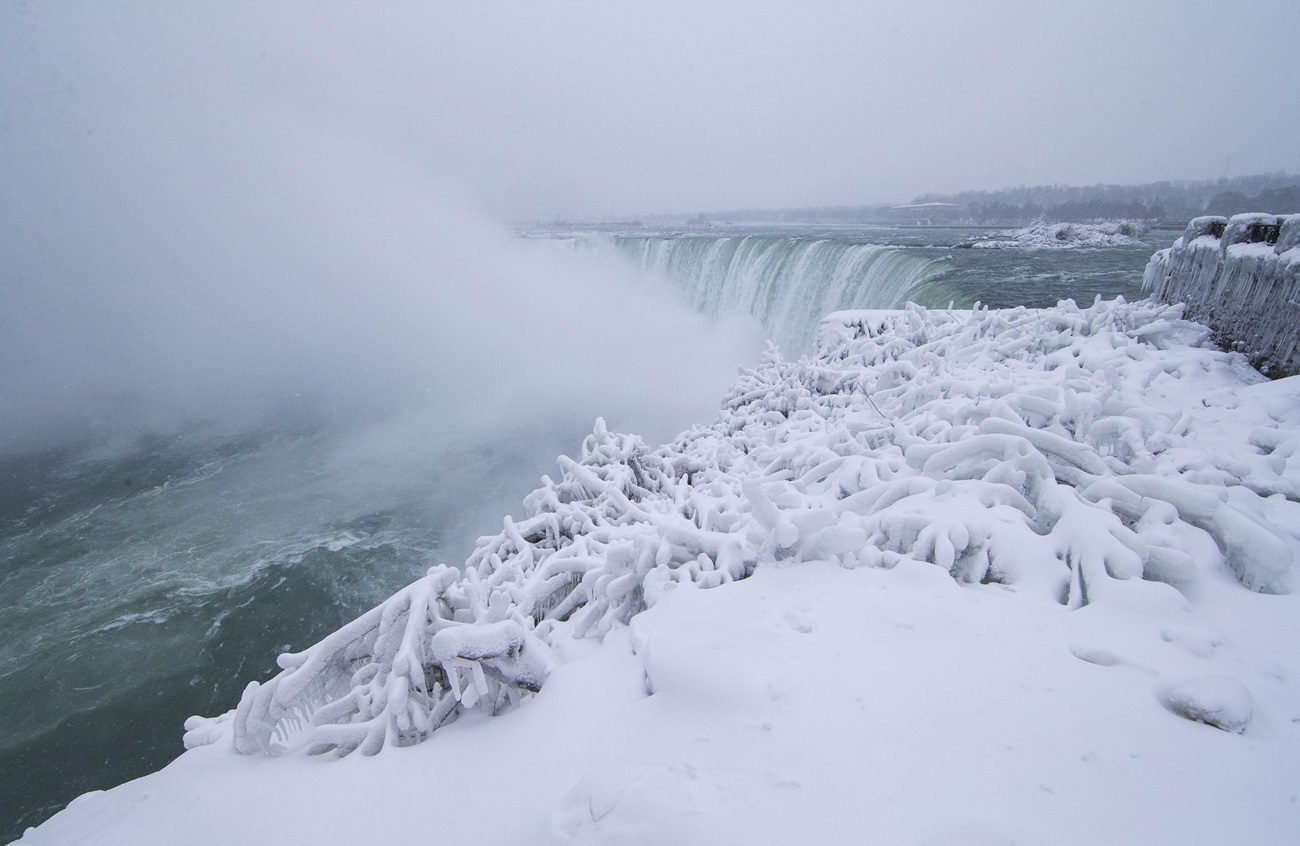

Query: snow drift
[1143,213,1300,377]
[181,297,1299,759]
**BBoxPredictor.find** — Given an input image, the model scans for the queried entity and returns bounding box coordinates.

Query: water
[0,224,1160,841]
[0,417,587,839]
[531,223,1163,352]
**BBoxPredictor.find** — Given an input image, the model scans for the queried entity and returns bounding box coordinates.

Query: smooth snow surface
[20,299,1300,845]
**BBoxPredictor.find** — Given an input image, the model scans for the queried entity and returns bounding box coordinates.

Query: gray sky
[4,1,1298,220]
[2,1,1298,454]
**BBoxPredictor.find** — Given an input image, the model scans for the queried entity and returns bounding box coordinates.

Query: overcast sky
[3,0,1298,221]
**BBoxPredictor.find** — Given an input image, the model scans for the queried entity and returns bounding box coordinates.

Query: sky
[3,0,1298,221]
[1,0,1298,454]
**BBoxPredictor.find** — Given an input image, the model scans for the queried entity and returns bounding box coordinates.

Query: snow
[957,221,1148,249]
[17,298,1300,845]
[1166,675,1254,733]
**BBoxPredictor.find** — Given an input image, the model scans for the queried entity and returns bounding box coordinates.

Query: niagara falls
[3,3,1299,845]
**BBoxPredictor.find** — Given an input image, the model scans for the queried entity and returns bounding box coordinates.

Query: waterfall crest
[577,235,950,351]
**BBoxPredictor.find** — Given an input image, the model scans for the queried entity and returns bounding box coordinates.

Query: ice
[172,297,1300,764]
[1144,212,1300,377]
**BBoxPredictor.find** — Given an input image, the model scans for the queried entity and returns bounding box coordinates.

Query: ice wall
[1143,213,1300,377]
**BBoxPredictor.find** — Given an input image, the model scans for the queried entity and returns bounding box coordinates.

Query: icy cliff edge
[1143,213,1300,377]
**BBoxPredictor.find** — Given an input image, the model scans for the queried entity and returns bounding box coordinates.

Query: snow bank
[21,298,1300,845]
[1144,213,1300,377]
[958,220,1148,249]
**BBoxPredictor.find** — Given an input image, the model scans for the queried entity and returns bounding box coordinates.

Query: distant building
[885,202,962,225]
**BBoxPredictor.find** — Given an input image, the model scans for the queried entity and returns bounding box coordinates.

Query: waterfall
[572,235,950,352]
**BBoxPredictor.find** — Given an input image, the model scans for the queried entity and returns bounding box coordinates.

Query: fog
[0,106,764,453]
[7,2,1298,218]
[3,1,1298,452]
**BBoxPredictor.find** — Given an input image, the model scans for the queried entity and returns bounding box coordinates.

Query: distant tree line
[690,173,1299,227]
[915,173,1300,224]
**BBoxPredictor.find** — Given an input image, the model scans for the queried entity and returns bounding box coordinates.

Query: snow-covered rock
[1144,213,1300,377]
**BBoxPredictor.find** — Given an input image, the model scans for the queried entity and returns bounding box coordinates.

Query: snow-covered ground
[960,221,1148,249]
[18,298,1300,846]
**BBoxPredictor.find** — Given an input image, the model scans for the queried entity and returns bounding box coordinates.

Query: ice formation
[1143,213,1300,377]
[184,297,1300,759]
[957,220,1148,249]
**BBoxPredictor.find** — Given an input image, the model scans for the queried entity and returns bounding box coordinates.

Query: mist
[0,101,762,455]
[4,0,1298,455]
[0,2,770,457]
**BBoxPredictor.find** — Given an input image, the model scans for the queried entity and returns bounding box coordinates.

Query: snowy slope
[18,299,1300,846]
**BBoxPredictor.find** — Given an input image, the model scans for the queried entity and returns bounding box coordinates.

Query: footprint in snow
[783,607,816,633]
[1069,645,1124,667]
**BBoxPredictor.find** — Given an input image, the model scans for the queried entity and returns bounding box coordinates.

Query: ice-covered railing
[184,298,1298,756]
[1143,213,1300,377]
